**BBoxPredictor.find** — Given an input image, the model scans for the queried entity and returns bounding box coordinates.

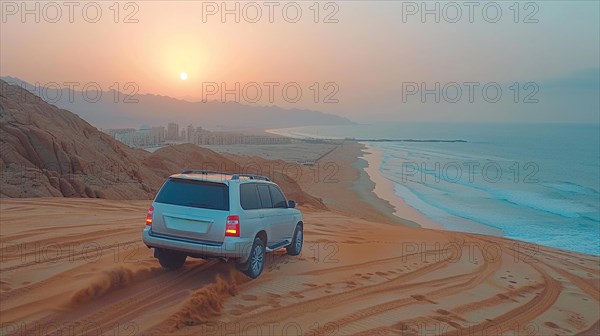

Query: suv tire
[242,237,265,279]
[286,224,303,256]
[157,249,187,270]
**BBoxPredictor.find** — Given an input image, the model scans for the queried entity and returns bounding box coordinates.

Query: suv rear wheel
[286,224,303,256]
[156,249,187,270]
[240,237,265,279]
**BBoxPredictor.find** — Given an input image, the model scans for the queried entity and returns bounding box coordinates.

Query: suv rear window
[155,178,229,211]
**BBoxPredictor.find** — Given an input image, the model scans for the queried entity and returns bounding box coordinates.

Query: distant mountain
[0,80,325,207]
[1,76,353,129]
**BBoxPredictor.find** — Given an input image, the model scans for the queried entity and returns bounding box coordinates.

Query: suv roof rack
[180,170,270,181]
[181,170,231,175]
[232,174,271,181]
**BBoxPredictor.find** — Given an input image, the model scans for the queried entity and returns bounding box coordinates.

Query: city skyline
[103,121,291,148]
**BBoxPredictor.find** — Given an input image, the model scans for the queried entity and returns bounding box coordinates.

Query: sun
[180,72,188,81]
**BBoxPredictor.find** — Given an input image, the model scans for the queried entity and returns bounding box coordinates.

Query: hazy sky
[1,1,599,123]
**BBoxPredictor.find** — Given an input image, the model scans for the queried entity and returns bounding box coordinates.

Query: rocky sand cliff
[0,80,323,208]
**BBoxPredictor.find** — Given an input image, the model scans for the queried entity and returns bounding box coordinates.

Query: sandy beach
[1,144,599,335]
[360,143,444,230]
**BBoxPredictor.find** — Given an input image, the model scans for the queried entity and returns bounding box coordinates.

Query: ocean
[270,123,600,255]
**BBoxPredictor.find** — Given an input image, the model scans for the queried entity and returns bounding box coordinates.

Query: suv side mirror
[287,200,296,208]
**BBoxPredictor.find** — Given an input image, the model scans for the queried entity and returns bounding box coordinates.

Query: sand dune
[1,198,598,335]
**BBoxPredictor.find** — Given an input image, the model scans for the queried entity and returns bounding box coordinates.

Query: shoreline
[358,142,445,230]
[257,134,445,230]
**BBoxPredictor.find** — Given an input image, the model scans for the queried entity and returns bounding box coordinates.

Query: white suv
[142,170,304,278]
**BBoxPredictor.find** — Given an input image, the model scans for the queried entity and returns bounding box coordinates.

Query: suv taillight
[146,206,154,226]
[225,215,240,237]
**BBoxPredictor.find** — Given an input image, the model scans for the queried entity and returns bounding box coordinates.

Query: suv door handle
[259,213,265,218]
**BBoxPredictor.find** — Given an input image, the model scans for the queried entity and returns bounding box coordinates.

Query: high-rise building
[151,126,165,143]
[167,122,179,140]
[187,124,195,143]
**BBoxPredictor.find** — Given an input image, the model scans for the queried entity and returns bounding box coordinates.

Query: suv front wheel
[286,224,303,256]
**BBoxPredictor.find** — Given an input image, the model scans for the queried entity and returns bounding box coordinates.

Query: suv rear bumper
[142,227,254,262]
